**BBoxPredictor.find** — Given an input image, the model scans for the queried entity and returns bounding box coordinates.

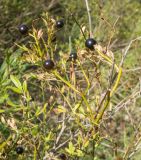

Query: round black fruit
[44,59,54,70]
[56,20,64,29]
[19,24,29,34]
[85,38,97,49]
[69,52,77,61]
[16,146,24,154]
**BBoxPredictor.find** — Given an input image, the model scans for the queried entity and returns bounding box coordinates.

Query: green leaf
[76,149,84,157]
[0,110,5,113]
[6,86,22,94]
[31,125,38,136]
[10,75,22,91]
[45,131,53,142]
[0,94,8,104]
[69,142,75,153]
[54,105,67,114]
[73,103,80,113]
[65,142,76,155]
[0,123,10,138]
[35,103,47,117]
[33,146,37,160]
[0,135,11,151]
[23,80,27,93]
[6,99,19,107]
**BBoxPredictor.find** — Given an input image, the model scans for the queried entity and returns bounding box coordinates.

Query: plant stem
[71,13,86,40]
[95,90,110,123]
[92,140,95,159]
[85,0,92,37]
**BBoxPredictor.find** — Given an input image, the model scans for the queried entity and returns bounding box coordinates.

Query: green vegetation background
[0,0,141,159]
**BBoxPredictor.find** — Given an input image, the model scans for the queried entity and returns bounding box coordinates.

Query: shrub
[0,1,141,160]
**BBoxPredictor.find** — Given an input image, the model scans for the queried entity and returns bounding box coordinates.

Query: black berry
[19,24,29,35]
[56,20,64,29]
[15,146,24,154]
[43,59,54,70]
[85,38,97,50]
[69,52,77,61]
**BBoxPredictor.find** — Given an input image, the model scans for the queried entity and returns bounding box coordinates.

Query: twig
[106,16,120,52]
[95,89,111,123]
[60,4,87,40]
[54,139,70,151]
[124,67,141,72]
[71,13,86,40]
[120,36,141,67]
[84,0,92,37]
[69,36,72,53]
[94,89,109,119]
[55,113,66,146]
[110,90,140,116]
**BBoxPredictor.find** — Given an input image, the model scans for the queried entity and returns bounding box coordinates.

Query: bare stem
[85,0,92,37]
[120,36,141,67]
[71,13,86,40]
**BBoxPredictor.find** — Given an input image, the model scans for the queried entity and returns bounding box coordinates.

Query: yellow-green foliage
[0,0,141,160]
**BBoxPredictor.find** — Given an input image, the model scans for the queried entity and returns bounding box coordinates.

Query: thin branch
[71,13,86,40]
[55,113,66,146]
[120,36,141,67]
[61,6,86,39]
[84,0,92,37]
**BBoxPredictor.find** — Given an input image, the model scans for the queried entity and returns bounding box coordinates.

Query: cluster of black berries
[19,19,97,71]
[18,20,64,35]
[17,17,97,158]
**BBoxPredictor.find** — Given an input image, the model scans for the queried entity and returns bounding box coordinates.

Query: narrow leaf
[10,75,22,91]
